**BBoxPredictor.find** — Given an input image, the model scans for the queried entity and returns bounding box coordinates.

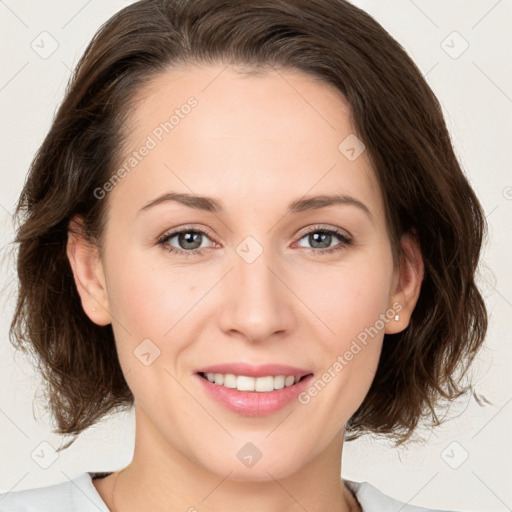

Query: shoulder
[345,479,460,512]
[0,472,110,512]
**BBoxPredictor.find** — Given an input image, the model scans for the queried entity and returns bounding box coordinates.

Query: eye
[157,225,352,258]
[294,226,352,254]
[157,227,215,257]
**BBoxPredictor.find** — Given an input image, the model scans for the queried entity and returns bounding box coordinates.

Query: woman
[1,0,487,511]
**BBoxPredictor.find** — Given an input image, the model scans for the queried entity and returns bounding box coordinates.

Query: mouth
[194,365,315,416]
[197,371,313,392]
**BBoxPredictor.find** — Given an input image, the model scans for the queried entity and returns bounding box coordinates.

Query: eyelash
[157,225,352,258]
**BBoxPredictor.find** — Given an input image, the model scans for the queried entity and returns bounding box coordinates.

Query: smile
[194,362,314,415]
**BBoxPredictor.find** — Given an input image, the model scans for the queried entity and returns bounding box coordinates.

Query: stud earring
[394,314,400,321]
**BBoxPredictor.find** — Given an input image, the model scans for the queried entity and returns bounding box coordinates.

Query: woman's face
[70,63,421,481]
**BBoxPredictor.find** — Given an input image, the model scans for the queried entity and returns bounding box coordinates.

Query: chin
[208,454,304,483]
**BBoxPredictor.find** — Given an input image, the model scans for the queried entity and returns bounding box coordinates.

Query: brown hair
[9,0,488,450]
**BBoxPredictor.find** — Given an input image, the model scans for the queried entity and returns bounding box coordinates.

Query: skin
[67,63,423,512]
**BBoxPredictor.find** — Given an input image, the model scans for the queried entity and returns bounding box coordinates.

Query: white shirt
[0,472,456,511]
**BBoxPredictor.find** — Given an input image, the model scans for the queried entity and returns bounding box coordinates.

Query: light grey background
[0,1,511,510]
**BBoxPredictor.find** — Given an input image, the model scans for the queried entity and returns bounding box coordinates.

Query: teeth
[223,374,236,388]
[203,372,303,392]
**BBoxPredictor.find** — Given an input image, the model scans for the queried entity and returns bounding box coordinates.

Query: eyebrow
[138,192,373,220]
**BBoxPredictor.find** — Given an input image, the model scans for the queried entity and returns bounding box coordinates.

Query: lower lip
[195,373,314,416]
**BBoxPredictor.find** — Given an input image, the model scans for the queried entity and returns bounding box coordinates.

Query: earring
[93,307,97,312]
[394,314,400,321]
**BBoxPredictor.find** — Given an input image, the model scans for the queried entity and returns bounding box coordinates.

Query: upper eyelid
[297,224,351,238]
[160,225,217,244]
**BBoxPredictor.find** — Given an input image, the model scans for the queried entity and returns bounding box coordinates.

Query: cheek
[106,249,198,333]
[103,248,216,379]
[307,250,394,345]
[297,250,394,418]
[103,252,204,412]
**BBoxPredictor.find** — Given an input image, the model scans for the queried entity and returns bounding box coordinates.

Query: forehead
[130,63,353,149]
[109,63,385,225]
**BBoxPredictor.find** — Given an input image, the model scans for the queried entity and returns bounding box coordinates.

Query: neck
[107,406,360,512]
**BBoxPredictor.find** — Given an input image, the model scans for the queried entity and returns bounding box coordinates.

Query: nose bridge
[218,235,295,342]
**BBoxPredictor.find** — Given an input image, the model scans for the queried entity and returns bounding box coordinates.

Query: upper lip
[195,363,313,378]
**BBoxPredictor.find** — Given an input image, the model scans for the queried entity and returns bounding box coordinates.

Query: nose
[218,245,297,344]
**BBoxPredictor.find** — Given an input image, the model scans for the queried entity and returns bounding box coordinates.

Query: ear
[385,231,424,334]
[66,215,112,326]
